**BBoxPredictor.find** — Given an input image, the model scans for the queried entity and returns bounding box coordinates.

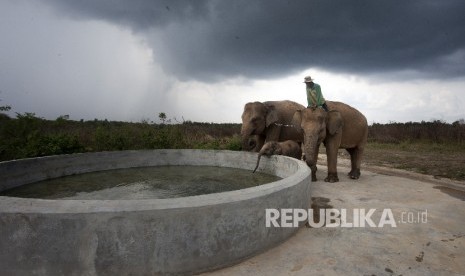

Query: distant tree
[140,118,150,124]
[0,105,10,112]
[452,119,465,126]
[159,112,167,124]
[16,112,38,119]
[56,114,70,121]
[0,98,11,113]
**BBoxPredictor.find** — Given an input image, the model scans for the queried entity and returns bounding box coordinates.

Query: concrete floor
[203,159,465,276]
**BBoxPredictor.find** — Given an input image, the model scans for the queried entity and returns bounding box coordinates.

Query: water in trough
[1,166,281,200]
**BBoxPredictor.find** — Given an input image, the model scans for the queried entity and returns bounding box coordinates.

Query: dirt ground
[203,160,465,275]
[201,143,465,275]
[331,143,465,182]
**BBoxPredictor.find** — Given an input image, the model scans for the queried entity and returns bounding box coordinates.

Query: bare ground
[206,152,465,275]
[318,142,465,182]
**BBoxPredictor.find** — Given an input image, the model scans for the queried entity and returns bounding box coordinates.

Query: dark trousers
[322,102,329,112]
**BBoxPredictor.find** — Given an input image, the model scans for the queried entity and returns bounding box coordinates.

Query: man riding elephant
[304,76,329,112]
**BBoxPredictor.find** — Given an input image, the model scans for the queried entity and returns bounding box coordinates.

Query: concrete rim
[0,149,312,275]
[0,149,310,212]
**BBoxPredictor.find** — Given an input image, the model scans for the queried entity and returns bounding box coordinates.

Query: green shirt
[306,83,326,107]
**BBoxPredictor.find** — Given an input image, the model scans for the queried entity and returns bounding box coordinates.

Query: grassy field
[362,142,465,180]
[365,121,465,180]
[1,113,464,180]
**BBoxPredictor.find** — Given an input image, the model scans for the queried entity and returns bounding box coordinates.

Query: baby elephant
[253,140,302,173]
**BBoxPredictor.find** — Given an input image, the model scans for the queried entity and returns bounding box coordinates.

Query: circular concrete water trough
[0,150,311,275]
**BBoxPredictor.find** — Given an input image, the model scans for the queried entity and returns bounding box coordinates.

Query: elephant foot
[311,172,317,182]
[348,169,361,179]
[324,173,339,183]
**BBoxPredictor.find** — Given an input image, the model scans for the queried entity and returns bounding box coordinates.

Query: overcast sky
[1,0,464,124]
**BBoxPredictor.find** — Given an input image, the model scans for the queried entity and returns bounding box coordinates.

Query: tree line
[0,112,463,161]
[369,120,465,144]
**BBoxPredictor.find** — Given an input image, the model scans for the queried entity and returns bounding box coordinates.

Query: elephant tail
[253,154,262,173]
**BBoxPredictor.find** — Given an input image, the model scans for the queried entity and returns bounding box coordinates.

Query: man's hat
[303,76,314,83]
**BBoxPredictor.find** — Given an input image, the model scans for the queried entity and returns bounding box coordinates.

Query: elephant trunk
[243,138,257,151]
[303,133,321,181]
[242,135,265,152]
[241,127,254,151]
[304,151,316,168]
[252,153,263,173]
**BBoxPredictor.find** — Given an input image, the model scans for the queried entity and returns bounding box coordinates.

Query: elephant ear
[265,105,279,127]
[326,110,343,136]
[291,110,303,130]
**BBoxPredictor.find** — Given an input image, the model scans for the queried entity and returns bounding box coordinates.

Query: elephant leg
[312,144,321,181]
[346,148,358,177]
[325,145,339,183]
[300,142,305,161]
[347,147,363,179]
[310,164,318,182]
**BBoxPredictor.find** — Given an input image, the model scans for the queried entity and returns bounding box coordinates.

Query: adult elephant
[241,100,305,152]
[291,101,368,183]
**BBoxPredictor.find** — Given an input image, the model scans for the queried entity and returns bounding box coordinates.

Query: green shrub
[225,135,242,151]
[21,132,84,158]
[1,118,203,160]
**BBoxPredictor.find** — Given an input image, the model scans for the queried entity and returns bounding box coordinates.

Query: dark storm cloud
[41,0,211,29]
[41,0,465,81]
